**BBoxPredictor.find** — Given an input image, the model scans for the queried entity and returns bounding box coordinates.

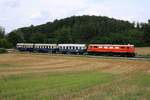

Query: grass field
[135,47,150,56]
[0,53,150,100]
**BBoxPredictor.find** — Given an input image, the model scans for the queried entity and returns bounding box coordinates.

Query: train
[16,43,135,57]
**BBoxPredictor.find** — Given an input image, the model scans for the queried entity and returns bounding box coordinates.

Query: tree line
[0,15,150,48]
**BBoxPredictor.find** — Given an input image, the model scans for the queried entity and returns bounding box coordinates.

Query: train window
[104,47,108,49]
[72,47,75,49]
[121,47,125,49]
[127,47,130,49]
[109,47,113,49]
[115,47,119,49]
[94,46,98,48]
[99,46,103,48]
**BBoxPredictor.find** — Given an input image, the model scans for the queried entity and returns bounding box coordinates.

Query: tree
[54,27,72,43]
[30,33,47,43]
[7,31,24,46]
[0,39,12,48]
[148,19,150,25]
[0,26,5,39]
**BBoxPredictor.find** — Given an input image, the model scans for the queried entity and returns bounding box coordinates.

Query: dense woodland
[0,15,150,48]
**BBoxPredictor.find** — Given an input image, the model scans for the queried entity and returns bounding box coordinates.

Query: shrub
[0,48,7,53]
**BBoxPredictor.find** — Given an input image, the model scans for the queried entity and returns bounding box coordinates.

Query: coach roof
[58,44,86,47]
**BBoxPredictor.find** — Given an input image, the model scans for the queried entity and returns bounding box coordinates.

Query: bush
[0,39,12,48]
[0,48,7,53]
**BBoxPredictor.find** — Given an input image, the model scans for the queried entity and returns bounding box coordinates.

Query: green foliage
[0,48,7,53]
[6,16,150,46]
[0,39,12,48]
[0,26,5,39]
[30,32,47,43]
[7,30,25,46]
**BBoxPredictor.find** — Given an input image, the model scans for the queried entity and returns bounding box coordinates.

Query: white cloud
[0,0,149,33]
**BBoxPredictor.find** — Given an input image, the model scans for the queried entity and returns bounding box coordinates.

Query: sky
[0,0,150,33]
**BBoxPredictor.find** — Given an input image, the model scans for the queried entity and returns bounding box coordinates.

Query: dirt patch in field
[0,53,150,76]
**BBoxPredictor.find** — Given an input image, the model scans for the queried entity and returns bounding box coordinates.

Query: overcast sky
[0,0,150,33]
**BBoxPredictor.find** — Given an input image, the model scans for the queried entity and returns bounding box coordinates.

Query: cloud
[2,0,20,8]
[0,0,149,33]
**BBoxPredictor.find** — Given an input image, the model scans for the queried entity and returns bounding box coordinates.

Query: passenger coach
[58,44,87,54]
[34,44,58,53]
[16,43,34,52]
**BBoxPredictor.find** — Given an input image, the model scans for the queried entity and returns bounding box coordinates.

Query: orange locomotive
[87,44,135,57]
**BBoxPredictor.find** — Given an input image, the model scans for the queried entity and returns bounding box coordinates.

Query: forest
[0,15,150,48]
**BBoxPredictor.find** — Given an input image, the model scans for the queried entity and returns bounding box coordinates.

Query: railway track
[12,50,150,61]
[25,52,150,61]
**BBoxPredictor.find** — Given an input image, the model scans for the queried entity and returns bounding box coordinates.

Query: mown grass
[0,64,15,68]
[1,71,149,100]
[0,53,150,100]
[86,73,150,100]
[0,71,115,100]
[135,47,150,56]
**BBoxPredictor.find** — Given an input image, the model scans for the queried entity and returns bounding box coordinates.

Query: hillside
[7,15,150,46]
